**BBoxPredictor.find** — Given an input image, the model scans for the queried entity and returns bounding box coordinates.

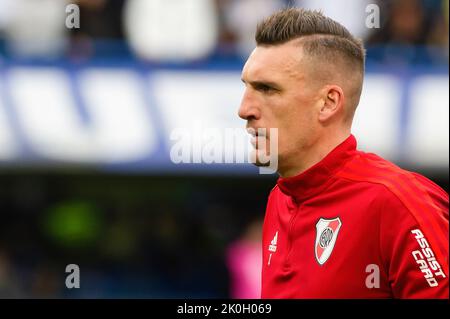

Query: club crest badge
[315,217,342,265]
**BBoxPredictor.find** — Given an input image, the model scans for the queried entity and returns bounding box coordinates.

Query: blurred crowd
[0,0,447,65]
[0,174,269,298]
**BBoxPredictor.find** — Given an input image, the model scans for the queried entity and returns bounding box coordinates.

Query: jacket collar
[277,135,357,203]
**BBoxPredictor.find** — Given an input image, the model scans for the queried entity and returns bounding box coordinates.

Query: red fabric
[261,135,449,298]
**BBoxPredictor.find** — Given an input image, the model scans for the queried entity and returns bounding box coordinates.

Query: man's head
[239,8,365,176]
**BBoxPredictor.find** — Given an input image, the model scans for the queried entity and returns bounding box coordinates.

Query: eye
[256,84,274,93]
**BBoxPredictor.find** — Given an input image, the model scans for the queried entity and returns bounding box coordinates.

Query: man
[238,8,448,298]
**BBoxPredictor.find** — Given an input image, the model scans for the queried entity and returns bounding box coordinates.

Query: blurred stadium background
[0,0,448,298]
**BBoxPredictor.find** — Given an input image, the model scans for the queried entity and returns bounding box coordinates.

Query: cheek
[276,102,317,151]
[265,93,315,142]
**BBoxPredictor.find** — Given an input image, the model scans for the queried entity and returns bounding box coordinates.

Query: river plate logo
[315,217,342,265]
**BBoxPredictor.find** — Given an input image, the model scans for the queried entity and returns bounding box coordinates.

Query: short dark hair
[255,8,365,72]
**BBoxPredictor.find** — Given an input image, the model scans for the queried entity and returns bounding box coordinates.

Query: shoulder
[337,150,449,269]
[336,150,448,244]
[336,150,449,211]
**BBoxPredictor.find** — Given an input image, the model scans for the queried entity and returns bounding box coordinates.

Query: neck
[278,130,351,178]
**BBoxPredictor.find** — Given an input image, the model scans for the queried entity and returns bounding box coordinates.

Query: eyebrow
[241,78,281,89]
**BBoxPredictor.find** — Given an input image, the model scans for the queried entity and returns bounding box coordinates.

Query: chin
[250,148,274,167]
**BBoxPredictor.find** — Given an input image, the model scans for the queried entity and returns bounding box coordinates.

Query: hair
[255,8,366,120]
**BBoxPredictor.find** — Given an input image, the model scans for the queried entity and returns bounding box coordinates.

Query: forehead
[242,42,306,82]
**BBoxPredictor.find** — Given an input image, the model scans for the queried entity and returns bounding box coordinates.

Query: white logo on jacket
[267,231,278,265]
[315,217,342,265]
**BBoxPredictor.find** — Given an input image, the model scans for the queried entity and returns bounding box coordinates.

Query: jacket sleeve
[379,186,449,299]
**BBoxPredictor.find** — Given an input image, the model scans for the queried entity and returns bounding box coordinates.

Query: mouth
[247,127,267,147]
[246,127,267,138]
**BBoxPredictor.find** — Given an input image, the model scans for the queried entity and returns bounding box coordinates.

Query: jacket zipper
[283,200,300,268]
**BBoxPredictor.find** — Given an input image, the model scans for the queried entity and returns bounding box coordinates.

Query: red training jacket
[261,134,449,298]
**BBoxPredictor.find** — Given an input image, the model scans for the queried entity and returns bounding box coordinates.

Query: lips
[246,127,267,138]
[247,128,267,148]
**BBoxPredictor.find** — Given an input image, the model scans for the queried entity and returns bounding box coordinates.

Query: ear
[318,85,344,123]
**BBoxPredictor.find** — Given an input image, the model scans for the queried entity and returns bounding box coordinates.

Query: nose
[238,88,260,121]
